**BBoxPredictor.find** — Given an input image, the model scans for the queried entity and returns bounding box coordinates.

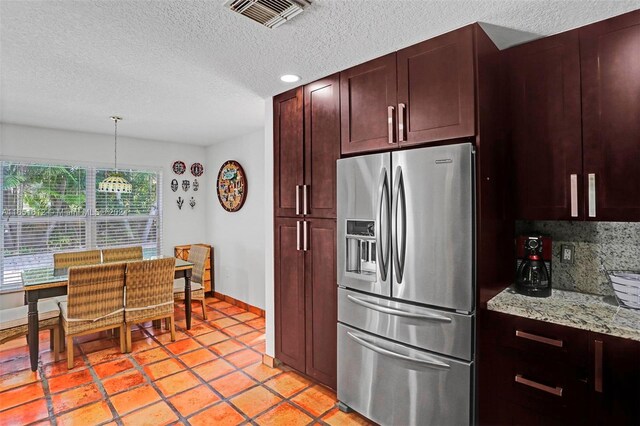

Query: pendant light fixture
[98,116,132,193]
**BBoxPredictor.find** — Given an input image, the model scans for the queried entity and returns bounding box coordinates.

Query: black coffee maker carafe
[515,236,552,297]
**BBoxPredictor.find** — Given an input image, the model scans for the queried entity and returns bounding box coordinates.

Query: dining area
[3,245,209,371]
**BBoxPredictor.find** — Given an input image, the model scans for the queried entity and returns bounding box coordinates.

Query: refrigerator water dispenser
[345,220,376,277]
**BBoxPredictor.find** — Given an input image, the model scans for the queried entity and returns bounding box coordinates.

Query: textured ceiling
[1,0,639,145]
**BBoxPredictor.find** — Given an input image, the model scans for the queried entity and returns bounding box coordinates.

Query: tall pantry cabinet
[273,75,340,389]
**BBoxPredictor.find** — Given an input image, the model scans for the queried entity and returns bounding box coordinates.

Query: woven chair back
[102,246,143,263]
[188,245,209,285]
[66,263,126,323]
[124,258,175,323]
[53,250,102,269]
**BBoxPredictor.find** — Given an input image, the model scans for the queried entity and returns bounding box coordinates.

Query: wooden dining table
[21,256,194,372]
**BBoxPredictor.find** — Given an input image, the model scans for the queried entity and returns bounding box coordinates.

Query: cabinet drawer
[493,312,588,364]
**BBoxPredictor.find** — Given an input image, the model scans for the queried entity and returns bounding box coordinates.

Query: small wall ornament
[172,161,186,175]
[171,179,179,192]
[192,179,199,191]
[216,160,247,212]
[189,197,196,209]
[190,162,204,177]
[176,197,184,210]
[182,180,190,191]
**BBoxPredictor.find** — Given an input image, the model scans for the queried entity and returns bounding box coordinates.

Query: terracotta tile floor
[0,296,372,426]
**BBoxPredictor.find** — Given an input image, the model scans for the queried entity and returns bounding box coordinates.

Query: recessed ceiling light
[280,74,300,83]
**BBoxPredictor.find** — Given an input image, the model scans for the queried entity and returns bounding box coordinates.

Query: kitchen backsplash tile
[515,221,640,297]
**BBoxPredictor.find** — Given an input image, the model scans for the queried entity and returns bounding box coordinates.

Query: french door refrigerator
[336,143,475,426]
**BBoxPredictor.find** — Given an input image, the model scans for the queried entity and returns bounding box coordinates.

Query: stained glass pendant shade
[99,116,132,193]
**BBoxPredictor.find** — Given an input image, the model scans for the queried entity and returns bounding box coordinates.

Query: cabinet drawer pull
[296,221,301,251]
[515,374,563,397]
[570,174,578,217]
[515,330,564,347]
[398,103,406,142]
[594,339,603,393]
[387,106,396,144]
[588,173,596,217]
[295,185,301,215]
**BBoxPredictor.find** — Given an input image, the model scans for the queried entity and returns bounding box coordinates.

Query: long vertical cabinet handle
[295,185,301,215]
[588,173,596,218]
[296,221,301,251]
[303,185,309,215]
[303,221,308,251]
[570,174,578,218]
[376,168,390,281]
[398,103,406,142]
[594,339,603,393]
[387,106,396,144]
[392,166,406,283]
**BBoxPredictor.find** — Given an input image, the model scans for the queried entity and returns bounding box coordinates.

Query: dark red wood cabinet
[274,76,339,389]
[304,75,340,219]
[397,24,475,146]
[273,87,304,218]
[507,30,583,220]
[340,25,478,155]
[580,10,640,221]
[340,53,397,154]
[478,311,640,426]
[508,9,640,222]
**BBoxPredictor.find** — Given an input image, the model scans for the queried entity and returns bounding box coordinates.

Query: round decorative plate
[190,162,204,177]
[172,161,186,175]
[216,160,247,212]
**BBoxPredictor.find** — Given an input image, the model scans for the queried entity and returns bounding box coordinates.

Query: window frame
[0,156,163,292]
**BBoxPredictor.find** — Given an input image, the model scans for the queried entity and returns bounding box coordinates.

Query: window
[1,161,162,291]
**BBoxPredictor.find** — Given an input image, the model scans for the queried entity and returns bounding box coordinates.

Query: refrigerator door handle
[392,166,406,283]
[347,331,450,370]
[376,168,390,281]
[346,294,452,322]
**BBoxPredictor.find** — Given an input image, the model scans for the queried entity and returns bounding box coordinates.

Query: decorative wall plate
[182,180,190,191]
[190,162,204,177]
[172,161,186,175]
[216,160,247,212]
[171,179,179,192]
[192,179,199,191]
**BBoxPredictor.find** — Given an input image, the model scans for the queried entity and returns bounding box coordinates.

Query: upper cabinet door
[508,30,583,220]
[340,53,397,155]
[274,87,304,218]
[581,10,640,222]
[397,25,475,146]
[304,75,340,218]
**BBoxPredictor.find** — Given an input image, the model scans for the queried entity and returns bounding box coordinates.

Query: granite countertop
[487,286,640,342]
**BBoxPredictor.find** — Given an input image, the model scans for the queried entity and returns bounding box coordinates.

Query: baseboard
[262,354,280,368]
[213,291,265,317]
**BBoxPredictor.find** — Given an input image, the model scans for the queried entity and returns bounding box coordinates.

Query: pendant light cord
[114,118,118,171]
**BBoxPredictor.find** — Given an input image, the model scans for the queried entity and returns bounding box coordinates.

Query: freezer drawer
[338,288,474,361]
[338,324,473,426]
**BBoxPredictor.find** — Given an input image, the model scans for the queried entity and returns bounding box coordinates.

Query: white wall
[205,130,266,309]
[0,123,209,307]
[263,99,275,357]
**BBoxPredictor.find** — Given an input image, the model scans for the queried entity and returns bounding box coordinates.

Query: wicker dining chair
[124,258,176,352]
[53,250,102,269]
[0,299,61,362]
[102,246,143,263]
[61,262,127,369]
[174,245,208,319]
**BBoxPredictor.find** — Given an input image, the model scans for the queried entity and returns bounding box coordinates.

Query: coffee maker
[515,235,552,297]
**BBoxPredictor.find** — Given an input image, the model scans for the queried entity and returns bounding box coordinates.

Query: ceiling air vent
[225,0,311,29]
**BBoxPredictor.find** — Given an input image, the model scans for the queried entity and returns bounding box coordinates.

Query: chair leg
[121,325,127,353]
[59,328,66,352]
[52,326,60,362]
[169,316,176,342]
[49,329,55,351]
[66,336,74,369]
[201,300,207,320]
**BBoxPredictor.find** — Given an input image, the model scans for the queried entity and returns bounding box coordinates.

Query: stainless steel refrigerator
[336,143,475,426]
